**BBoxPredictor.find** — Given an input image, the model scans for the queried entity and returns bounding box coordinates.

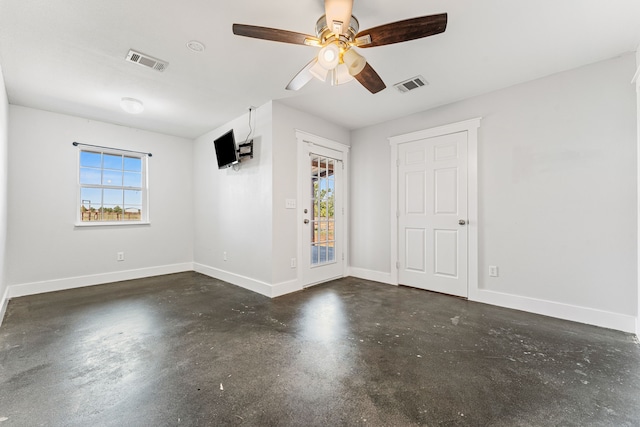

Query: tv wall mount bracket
[237,139,254,161]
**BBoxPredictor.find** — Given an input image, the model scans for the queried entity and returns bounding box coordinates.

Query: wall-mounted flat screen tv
[214,129,238,169]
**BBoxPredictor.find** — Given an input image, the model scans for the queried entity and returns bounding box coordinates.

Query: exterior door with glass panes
[302,146,344,287]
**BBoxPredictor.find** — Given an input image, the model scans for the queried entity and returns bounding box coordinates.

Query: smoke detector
[394,75,428,93]
[186,40,206,53]
[125,49,169,72]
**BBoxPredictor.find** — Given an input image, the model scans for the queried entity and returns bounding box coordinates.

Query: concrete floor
[1,272,639,426]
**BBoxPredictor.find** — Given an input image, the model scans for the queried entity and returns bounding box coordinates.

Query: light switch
[285,199,296,209]
[489,266,498,277]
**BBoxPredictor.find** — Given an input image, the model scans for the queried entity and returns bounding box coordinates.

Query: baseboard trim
[0,286,9,327]
[4,262,304,306]
[4,263,634,334]
[272,279,302,298]
[193,263,273,298]
[349,267,396,286]
[470,288,636,333]
[6,262,194,299]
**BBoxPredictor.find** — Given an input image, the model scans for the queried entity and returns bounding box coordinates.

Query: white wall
[351,53,638,331]
[191,102,349,296]
[192,103,274,294]
[271,102,350,289]
[0,64,9,321]
[6,106,194,296]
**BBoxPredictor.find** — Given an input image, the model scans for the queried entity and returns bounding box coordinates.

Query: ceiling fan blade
[286,59,317,91]
[355,13,447,48]
[233,24,319,46]
[354,63,386,94]
[325,0,353,35]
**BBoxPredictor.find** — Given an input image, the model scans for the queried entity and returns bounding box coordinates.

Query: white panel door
[398,131,468,297]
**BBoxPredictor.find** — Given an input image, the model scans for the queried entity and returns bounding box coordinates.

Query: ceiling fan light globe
[324,49,336,62]
[335,63,354,85]
[343,48,366,76]
[317,43,340,70]
[309,61,330,81]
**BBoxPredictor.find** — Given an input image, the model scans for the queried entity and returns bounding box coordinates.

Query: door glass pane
[310,155,338,267]
[311,156,319,178]
[312,221,319,244]
[319,221,328,243]
[319,245,327,263]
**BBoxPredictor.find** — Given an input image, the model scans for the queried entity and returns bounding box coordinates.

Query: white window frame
[75,146,150,227]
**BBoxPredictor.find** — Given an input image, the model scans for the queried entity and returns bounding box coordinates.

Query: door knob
[459,219,466,226]
[304,219,310,224]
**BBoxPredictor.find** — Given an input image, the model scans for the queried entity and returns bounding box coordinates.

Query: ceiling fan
[232,0,447,94]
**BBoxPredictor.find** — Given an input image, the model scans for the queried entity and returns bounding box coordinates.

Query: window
[311,155,336,265]
[77,148,148,224]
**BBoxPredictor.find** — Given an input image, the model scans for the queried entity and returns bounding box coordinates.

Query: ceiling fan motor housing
[316,15,359,44]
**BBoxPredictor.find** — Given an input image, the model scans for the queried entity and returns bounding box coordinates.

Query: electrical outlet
[117,252,125,262]
[290,258,297,268]
[489,265,498,277]
[223,251,227,261]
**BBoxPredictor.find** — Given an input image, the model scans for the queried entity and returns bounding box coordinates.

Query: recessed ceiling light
[120,97,144,114]
[186,40,205,53]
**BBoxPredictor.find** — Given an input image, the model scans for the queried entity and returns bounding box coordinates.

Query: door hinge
[396,211,400,218]
[396,159,400,167]
[396,261,400,269]
[342,207,344,215]
[342,253,345,261]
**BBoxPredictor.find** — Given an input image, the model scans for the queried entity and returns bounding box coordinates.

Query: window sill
[74,221,151,228]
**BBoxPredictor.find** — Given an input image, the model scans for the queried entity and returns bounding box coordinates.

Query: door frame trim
[296,130,350,287]
[388,118,481,297]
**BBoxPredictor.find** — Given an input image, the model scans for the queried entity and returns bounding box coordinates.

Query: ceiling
[0,0,639,139]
